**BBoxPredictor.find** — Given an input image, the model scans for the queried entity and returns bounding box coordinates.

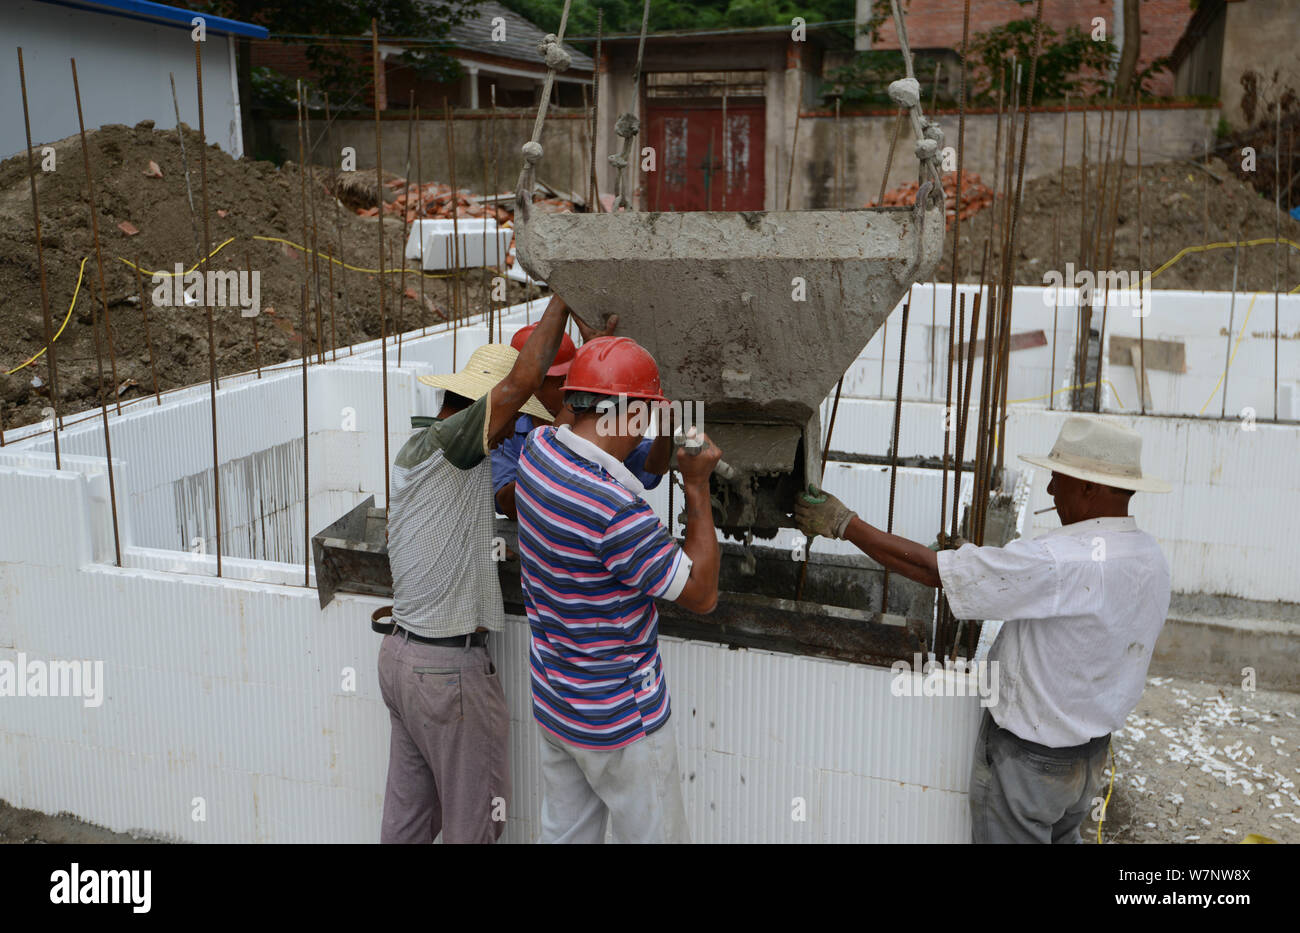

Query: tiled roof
[441,1,594,73]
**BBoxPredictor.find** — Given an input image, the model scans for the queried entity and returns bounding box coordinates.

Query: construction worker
[378,292,612,844]
[492,324,670,521]
[793,416,1172,844]
[513,336,722,843]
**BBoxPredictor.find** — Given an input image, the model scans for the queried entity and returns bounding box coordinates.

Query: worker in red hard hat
[514,336,722,843]
[492,324,671,520]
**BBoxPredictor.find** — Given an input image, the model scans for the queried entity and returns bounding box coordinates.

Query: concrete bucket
[514,190,947,536]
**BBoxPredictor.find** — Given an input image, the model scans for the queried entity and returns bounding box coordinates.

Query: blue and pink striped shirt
[515,424,690,750]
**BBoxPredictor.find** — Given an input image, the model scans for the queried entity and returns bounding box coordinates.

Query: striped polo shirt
[515,424,691,750]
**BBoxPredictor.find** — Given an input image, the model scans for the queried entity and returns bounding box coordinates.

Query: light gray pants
[537,720,690,844]
[969,709,1109,844]
[378,631,510,844]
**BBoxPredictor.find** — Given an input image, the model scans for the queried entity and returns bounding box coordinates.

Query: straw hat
[1018,416,1171,493]
[417,344,552,422]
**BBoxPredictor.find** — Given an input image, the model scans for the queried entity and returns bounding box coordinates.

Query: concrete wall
[0,1,244,160]
[266,112,591,199]
[1219,0,1300,129]
[793,104,1218,209]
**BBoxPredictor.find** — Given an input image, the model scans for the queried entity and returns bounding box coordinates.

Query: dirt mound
[0,121,534,430]
[938,156,1300,291]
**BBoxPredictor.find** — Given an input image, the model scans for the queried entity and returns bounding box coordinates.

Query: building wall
[871,0,1195,96]
[0,1,245,160]
[1218,0,1300,129]
[264,112,592,200]
[793,103,1217,209]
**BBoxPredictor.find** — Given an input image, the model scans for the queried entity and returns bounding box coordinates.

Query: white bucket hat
[1018,416,1171,493]
[418,343,552,422]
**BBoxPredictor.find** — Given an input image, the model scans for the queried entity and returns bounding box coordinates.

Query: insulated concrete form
[849,284,1300,422]
[2,287,1294,841]
[0,300,984,843]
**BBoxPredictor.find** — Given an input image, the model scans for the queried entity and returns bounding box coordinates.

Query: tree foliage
[184,1,480,101]
[497,0,855,36]
[969,18,1117,104]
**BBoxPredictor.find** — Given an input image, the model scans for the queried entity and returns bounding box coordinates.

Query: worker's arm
[672,433,722,614]
[842,517,941,588]
[495,483,518,521]
[794,485,939,587]
[488,294,573,445]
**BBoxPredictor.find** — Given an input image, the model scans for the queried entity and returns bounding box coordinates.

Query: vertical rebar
[325,93,354,356]
[785,68,804,211]
[18,48,61,468]
[305,103,326,364]
[1274,100,1281,422]
[398,90,415,366]
[1221,235,1241,420]
[71,58,121,566]
[590,10,603,210]
[446,99,462,364]
[882,300,911,614]
[372,19,391,511]
[133,258,161,403]
[300,280,310,586]
[492,85,501,342]
[245,248,262,378]
[296,83,314,363]
[192,40,222,574]
[1137,93,1147,414]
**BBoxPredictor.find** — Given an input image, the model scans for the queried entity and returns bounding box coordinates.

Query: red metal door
[646,102,764,211]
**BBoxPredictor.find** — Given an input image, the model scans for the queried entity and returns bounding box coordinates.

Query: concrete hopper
[514,190,946,535]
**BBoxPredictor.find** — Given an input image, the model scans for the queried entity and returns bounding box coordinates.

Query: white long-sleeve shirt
[936,516,1171,748]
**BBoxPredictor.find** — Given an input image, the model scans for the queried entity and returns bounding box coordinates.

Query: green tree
[499,0,855,37]
[970,18,1117,104]
[175,1,481,152]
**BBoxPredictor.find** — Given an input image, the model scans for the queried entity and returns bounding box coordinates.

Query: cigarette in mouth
[1034,505,1057,514]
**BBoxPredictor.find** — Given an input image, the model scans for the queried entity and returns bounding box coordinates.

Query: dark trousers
[378,630,511,844]
[969,709,1110,844]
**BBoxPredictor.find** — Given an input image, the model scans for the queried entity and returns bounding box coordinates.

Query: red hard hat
[562,336,667,402]
[511,324,577,377]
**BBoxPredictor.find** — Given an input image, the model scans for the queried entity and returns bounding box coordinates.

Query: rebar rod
[882,299,911,615]
[18,48,61,468]
[1221,235,1241,420]
[305,103,326,364]
[1137,93,1146,413]
[300,280,310,586]
[133,257,161,403]
[193,40,222,574]
[71,58,121,567]
[398,90,415,366]
[325,93,355,356]
[446,99,462,362]
[296,82,313,363]
[372,19,391,512]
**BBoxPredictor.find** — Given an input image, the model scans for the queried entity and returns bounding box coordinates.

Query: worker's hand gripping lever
[674,426,738,483]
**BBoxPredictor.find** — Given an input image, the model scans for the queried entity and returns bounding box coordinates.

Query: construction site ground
[3,673,1295,844]
[0,121,539,431]
[2,122,1298,431]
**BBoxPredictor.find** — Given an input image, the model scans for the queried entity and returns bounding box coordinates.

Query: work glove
[794,484,855,540]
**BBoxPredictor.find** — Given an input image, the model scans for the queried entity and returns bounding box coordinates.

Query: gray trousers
[969,709,1109,844]
[538,720,690,844]
[378,630,510,844]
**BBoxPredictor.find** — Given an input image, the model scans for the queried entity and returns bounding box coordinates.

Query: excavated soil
[940,156,1300,291]
[3,122,1297,431]
[0,121,538,430]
